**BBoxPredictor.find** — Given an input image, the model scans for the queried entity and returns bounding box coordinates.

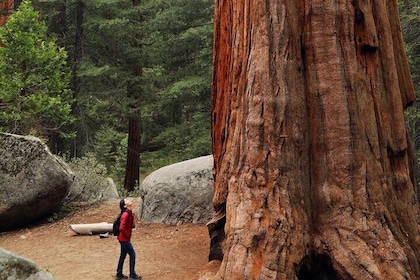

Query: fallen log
[70,222,113,235]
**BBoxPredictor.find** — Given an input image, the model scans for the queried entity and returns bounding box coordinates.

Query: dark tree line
[0,0,214,189]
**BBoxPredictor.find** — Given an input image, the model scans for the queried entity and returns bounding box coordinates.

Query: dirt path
[0,199,209,280]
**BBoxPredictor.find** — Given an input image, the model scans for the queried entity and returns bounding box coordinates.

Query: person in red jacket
[115,199,141,280]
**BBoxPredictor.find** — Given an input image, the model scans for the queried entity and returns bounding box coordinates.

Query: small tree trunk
[205,0,420,279]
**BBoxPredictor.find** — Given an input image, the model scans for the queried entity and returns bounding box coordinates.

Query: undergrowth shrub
[63,153,116,205]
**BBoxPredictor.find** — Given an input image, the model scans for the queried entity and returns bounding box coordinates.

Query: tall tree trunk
[123,0,142,192]
[124,116,141,192]
[70,0,85,157]
[204,0,420,279]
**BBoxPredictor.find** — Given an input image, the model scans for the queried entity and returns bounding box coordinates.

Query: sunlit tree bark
[204,0,420,279]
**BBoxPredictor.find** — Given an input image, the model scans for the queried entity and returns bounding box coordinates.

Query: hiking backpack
[112,212,123,236]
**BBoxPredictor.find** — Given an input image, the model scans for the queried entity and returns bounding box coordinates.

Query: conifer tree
[0,0,74,146]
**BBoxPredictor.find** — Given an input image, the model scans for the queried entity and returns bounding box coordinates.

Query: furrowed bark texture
[207,0,420,279]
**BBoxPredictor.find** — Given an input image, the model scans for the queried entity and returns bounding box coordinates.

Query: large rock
[140,155,214,224]
[0,133,74,231]
[0,248,56,280]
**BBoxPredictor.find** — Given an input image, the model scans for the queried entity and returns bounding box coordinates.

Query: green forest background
[0,0,418,193]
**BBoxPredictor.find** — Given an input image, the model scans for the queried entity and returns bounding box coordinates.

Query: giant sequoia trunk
[204,0,420,279]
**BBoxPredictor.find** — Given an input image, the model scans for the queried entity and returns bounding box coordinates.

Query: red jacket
[118,210,134,242]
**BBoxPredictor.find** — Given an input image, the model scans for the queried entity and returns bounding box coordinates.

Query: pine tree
[147,0,214,161]
[0,0,74,145]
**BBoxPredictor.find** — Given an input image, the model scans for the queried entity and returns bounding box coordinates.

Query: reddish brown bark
[204,0,420,279]
[124,116,141,192]
[0,0,13,26]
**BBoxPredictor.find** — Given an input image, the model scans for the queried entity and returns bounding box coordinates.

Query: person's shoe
[129,275,142,280]
[115,274,128,280]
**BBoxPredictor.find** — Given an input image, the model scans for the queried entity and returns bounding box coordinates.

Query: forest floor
[0,198,209,280]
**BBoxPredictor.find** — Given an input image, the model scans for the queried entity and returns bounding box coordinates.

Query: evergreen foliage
[144,0,213,162]
[0,0,74,142]
[73,0,213,179]
[30,0,214,183]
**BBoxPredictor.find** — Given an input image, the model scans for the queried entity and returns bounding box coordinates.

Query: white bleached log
[70,222,113,235]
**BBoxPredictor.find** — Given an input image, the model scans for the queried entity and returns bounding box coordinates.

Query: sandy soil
[0,199,210,280]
